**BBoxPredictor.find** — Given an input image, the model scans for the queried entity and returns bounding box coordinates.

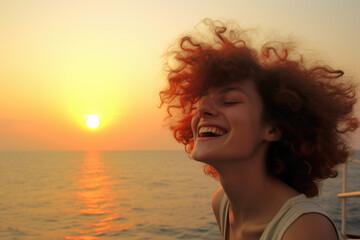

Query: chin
[191,148,221,164]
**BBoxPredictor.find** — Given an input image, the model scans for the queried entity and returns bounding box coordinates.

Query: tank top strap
[218,193,340,240]
[219,193,229,240]
[260,194,341,240]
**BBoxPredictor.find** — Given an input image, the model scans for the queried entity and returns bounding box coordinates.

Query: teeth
[199,126,226,136]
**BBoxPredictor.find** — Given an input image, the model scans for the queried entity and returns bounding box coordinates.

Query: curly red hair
[159,19,358,197]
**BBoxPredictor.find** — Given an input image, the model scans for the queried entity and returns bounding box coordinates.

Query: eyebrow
[219,87,248,97]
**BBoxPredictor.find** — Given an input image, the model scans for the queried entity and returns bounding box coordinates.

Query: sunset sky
[1,0,359,151]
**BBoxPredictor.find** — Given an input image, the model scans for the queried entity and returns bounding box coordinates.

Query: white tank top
[219,194,341,240]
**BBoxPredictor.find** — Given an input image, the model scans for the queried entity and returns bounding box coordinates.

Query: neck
[213,144,298,231]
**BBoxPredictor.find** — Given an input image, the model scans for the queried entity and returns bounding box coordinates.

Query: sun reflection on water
[65,152,132,239]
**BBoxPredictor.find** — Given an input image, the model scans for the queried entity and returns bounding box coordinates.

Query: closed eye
[223,102,242,105]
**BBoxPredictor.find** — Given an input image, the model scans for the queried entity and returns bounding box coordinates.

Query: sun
[86,115,100,129]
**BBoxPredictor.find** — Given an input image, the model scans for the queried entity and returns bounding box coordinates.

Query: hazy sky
[1,0,359,151]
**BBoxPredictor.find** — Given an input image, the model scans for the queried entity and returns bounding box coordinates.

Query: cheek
[228,109,263,141]
[191,113,199,135]
[227,109,251,127]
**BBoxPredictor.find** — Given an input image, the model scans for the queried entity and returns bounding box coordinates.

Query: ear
[264,125,281,142]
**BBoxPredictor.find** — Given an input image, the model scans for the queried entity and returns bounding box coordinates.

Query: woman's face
[191,79,275,165]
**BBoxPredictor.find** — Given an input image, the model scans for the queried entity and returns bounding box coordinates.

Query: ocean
[0,151,359,240]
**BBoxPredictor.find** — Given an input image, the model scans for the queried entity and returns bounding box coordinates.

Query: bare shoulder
[282,213,338,240]
[212,187,225,229]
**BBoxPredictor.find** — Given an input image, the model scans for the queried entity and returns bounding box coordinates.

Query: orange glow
[0,1,358,150]
[65,152,133,239]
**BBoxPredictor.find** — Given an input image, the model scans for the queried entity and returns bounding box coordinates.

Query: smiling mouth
[198,126,227,138]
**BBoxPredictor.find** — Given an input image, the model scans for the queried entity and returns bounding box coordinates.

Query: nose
[197,96,218,117]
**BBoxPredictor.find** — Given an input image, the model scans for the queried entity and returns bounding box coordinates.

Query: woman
[160,19,358,240]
